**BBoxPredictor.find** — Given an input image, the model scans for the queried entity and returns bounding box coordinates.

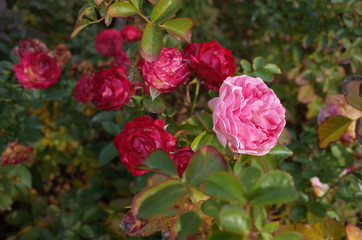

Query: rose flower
[121,25,142,42]
[1,142,33,166]
[209,75,286,156]
[73,74,94,103]
[13,38,49,59]
[13,52,61,89]
[171,146,193,177]
[95,29,123,57]
[113,116,177,176]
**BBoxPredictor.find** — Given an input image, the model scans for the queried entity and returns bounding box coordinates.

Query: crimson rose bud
[95,29,123,57]
[171,146,193,177]
[1,142,33,166]
[13,38,49,59]
[73,74,94,103]
[113,116,177,176]
[188,40,236,91]
[121,25,142,42]
[13,52,61,89]
[90,67,134,110]
[141,47,191,93]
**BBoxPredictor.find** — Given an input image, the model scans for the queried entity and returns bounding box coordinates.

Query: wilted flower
[13,38,49,59]
[50,44,72,67]
[13,52,61,89]
[209,75,286,155]
[1,142,33,166]
[310,176,329,197]
[141,47,191,93]
[95,29,123,57]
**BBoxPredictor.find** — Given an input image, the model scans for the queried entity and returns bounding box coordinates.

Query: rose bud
[209,75,286,156]
[50,44,72,67]
[95,29,123,57]
[73,74,94,103]
[90,67,134,111]
[113,115,177,176]
[1,142,33,166]
[13,52,61,89]
[121,25,142,43]
[188,40,236,91]
[110,52,131,71]
[13,38,49,59]
[318,94,362,145]
[141,47,191,93]
[171,146,193,177]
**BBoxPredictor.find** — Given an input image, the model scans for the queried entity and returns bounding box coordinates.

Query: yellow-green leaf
[108,1,137,17]
[160,18,194,43]
[140,23,163,61]
[317,115,353,148]
[150,0,181,24]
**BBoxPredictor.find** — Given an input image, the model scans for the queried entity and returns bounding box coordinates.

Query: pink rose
[73,74,94,103]
[209,75,286,156]
[90,67,134,110]
[171,147,193,177]
[141,47,191,93]
[95,29,123,57]
[121,25,142,42]
[113,116,177,176]
[13,52,61,89]
[110,52,131,71]
[188,40,236,91]
[1,142,33,166]
[13,38,49,59]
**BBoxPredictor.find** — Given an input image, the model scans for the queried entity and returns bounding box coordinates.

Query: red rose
[95,29,123,57]
[113,116,177,176]
[13,38,49,59]
[184,42,200,60]
[171,146,193,177]
[110,52,131,71]
[121,25,142,42]
[13,52,61,89]
[1,142,33,166]
[73,74,94,103]
[90,67,134,110]
[141,47,191,93]
[188,40,236,90]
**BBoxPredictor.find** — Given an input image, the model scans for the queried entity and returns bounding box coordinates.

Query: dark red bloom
[73,74,94,103]
[13,52,61,89]
[113,116,177,176]
[90,67,133,110]
[1,142,33,166]
[141,47,191,93]
[121,25,142,42]
[183,42,200,60]
[95,29,123,57]
[110,52,131,71]
[171,146,193,177]
[188,40,236,90]
[13,38,49,59]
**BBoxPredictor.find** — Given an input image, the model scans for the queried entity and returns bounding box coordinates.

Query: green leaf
[250,171,298,206]
[267,144,293,163]
[0,193,13,211]
[201,198,223,218]
[183,146,226,186]
[264,63,281,74]
[209,232,242,240]
[237,166,261,193]
[143,95,166,113]
[262,222,279,233]
[190,131,213,151]
[317,115,353,148]
[130,0,143,9]
[99,143,118,166]
[102,121,121,135]
[204,172,246,203]
[80,225,96,239]
[274,232,303,240]
[70,21,92,38]
[218,205,250,235]
[150,0,181,24]
[133,179,187,219]
[253,207,267,231]
[160,18,194,43]
[252,56,265,71]
[240,60,251,73]
[91,111,117,123]
[144,150,177,176]
[172,211,201,240]
[255,69,273,82]
[140,23,163,61]
[343,76,362,111]
[108,1,137,17]
[291,205,307,222]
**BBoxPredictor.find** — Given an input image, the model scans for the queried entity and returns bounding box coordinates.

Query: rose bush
[209,75,286,155]
[95,28,123,57]
[90,67,133,110]
[141,47,191,93]
[188,40,236,90]
[13,52,61,89]
[113,116,177,176]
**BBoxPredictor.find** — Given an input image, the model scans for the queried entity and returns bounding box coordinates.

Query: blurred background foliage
[0,0,362,239]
